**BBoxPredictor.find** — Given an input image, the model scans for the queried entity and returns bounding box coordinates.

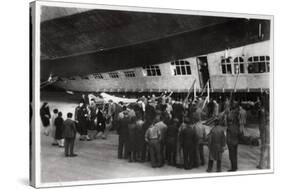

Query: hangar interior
[36,5,271,184]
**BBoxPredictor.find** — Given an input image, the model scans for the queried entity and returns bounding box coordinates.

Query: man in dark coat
[127,116,137,162]
[206,119,226,172]
[40,102,51,136]
[117,110,130,159]
[172,102,184,123]
[179,117,198,170]
[145,100,156,123]
[141,119,152,162]
[75,101,90,141]
[55,112,64,147]
[63,113,77,157]
[226,109,240,172]
[166,118,179,166]
[135,113,145,162]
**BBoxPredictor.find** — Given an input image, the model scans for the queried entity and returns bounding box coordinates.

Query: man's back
[227,124,239,146]
[166,124,178,139]
[63,119,76,138]
[145,125,160,141]
[180,124,197,147]
[209,125,225,147]
[117,116,130,136]
[193,122,206,143]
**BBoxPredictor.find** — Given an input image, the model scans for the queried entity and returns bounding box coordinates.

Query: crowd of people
[40,92,270,171]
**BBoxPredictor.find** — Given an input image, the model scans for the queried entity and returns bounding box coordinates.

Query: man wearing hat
[63,112,78,157]
[145,114,163,168]
[75,100,91,141]
[179,116,198,170]
[226,108,240,172]
[166,118,180,166]
[193,112,206,167]
[206,117,226,172]
[116,109,130,159]
[154,112,168,166]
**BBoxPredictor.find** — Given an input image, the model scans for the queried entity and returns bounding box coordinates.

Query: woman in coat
[55,112,64,147]
[40,102,51,136]
[95,106,106,139]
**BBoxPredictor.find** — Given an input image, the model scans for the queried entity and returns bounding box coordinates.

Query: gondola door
[197,56,210,88]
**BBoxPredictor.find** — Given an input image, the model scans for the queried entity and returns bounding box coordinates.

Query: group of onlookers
[114,93,269,172]
[40,92,270,170]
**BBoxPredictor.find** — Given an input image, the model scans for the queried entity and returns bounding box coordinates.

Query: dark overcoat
[207,125,226,160]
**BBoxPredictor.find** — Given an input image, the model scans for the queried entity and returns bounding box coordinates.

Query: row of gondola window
[66,56,270,81]
[221,56,270,74]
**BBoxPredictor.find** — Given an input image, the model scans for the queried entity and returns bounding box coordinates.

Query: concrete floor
[40,92,263,183]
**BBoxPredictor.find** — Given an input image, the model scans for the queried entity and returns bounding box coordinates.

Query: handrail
[199,79,210,97]
[230,72,240,102]
[183,78,196,104]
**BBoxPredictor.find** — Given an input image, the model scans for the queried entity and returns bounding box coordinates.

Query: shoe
[227,169,236,172]
[206,169,212,172]
[52,143,58,146]
[216,169,222,172]
[256,165,262,169]
[69,154,78,157]
[65,154,69,157]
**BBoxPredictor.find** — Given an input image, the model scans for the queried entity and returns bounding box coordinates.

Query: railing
[183,78,196,104]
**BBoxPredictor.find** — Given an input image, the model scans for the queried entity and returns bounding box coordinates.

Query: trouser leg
[217,160,222,172]
[118,136,124,158]
[149,142,156,167]
[207,160,213,172]
[172,150,177,165]
[228,145,238,171]
[133,151,137,161]
[69,138,75,155]
[188,149,194,169]
[193,145,199,168]
[166,143,171,163]
[199,144,205,165]
[128,151,132,162]
[124,140,129,159]
[183,148,188,169]
[155,141,162,167]
[160,141,164,164]
[233,145,238,170]
[228,145,234,170]
[64,138,70,156]
[141,143,147,161]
